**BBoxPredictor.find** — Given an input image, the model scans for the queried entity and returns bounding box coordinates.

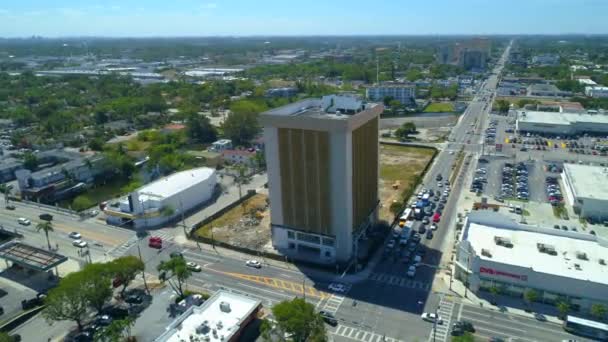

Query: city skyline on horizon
[1,0,608,38]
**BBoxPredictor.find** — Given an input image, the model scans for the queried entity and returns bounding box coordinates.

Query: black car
[426,230,433,240]
[125,294,143,305]
[453,320,475,333]
[319,310,338,326]
[169,251,183,259]
[5,205,15,210]
[418,225,427,234]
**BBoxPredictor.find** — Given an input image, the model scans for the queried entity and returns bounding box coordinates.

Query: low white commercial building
[456,212,608,314]
[562,163,608,222]
[585,86,608,98]
[155,290,261,342]
[516,110,608,136]
[105,167,216,229]
[211,139,233,152]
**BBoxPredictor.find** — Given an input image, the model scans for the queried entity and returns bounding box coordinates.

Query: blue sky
[0,0,607,37]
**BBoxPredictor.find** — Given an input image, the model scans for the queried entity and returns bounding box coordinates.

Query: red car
[148,236,162,249]
[432,213,441,223]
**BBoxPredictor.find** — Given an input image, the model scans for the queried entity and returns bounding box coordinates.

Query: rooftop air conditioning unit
[576,252,588,260]
[494,236,513,248]
[537,243,557,255]
[481,249,492,258]
[600,259,606,265]
[219,301,231,313]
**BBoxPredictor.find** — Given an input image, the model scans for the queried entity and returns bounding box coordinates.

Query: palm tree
[556,301,570,320]
[36,221,54,251]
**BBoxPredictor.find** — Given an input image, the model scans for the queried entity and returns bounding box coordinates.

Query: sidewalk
[434,263,565,326]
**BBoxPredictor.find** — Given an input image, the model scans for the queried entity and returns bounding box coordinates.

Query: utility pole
[376,58,379,85]
[302,276,306,301]
[178,197,188,238]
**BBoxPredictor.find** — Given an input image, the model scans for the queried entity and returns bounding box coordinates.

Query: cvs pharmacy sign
[479,267,528,281]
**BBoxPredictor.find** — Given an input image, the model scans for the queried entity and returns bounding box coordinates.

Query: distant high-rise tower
[260,94,383,265]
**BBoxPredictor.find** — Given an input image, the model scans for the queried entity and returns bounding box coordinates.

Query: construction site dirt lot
[193,194,270,250]
[379,144,435,221]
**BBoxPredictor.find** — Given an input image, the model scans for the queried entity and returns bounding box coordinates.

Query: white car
[421,312,443,324]
[186,262,202,272]
[17,217,31,226]
[407,265,416,278]
[68,232,81,239]
[437,182,443,187]
[72,240,88,248]
[328,283,347,293]
[246,260,262,268]
[386,240,395,249]
[430,223,438,231]
[449,151,455,155]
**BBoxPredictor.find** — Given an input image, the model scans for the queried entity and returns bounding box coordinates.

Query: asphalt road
[0,200,135,264]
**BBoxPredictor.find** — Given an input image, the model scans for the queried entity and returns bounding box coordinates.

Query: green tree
[44,272,90,331]
[517,99,540,109]
[495,99,510,113]
[264,298,327,342]
[109,256,145,298]
[222,110,261,146]
[591,303,607,321]
[35,220,54,251]
[389,202,404,217]
[489,285,500,303]
[186,113,217,143]
[94,317,135,342]
[72,195,95,212]
[81,263,113,314]
[394,122,416,141]
[556,300,570,319]
[382,96,394,106]
[524,289,538,307]
[23,152,39,171]
[388,99,402,108]
[160,205,175,217]
[157,255,192,297]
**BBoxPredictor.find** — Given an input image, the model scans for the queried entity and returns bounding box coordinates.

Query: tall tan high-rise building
[260,94,383,264]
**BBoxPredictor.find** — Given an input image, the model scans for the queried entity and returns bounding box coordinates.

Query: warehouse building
[562,164,608,222]
[261,94,383,265]
[456,212,608,315]
[516,110,608,136]
[105,167,216,229]
[155,290,261,342]
[585,86,608,98]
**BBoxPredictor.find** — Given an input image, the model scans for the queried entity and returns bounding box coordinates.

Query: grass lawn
[379,144,435,220]
[194,193,268,239]
[424,102,455,113]
[59,177,133,211]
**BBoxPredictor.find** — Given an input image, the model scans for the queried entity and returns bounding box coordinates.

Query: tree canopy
[263,298,327,342]
[158,256,192,297]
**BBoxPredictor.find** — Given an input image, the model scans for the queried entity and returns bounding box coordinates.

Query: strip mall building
[456,212,608,314]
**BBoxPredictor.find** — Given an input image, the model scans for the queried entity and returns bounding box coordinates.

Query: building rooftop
[464,214,608,285]
[517,110,608,126]
[263,94,369,120]
[563,163,608,201]
[136,167,215,200]
[155,290,260,342]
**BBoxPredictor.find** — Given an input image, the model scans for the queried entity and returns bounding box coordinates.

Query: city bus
[563,315,608,340]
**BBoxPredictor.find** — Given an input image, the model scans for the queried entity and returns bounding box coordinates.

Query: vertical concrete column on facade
[264,127,283,225]
[330,129,353,263]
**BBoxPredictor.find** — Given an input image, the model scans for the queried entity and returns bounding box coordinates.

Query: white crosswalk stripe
[333,324,404,342]
[107,236,138,257]
[368,272,431,291]
[426,298,455,342]
[321,284,351,314]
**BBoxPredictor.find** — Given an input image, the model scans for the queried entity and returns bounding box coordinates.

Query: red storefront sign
[479,267,527,281]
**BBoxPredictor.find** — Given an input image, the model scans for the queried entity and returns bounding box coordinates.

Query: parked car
[5,205,15,210]
[69,232,81,239]
[328,283,347,293]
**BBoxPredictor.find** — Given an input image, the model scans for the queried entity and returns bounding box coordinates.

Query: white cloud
[0,9,9,15]
[201,3,218,9]
[58,8,85,17]
[111,5,121,11]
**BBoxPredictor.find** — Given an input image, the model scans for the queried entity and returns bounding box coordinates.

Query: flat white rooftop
[136,167,215,200]
[563,163,608,201]
[517,110,608,126]
[466,220,608,285]
[156,290,260,342]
